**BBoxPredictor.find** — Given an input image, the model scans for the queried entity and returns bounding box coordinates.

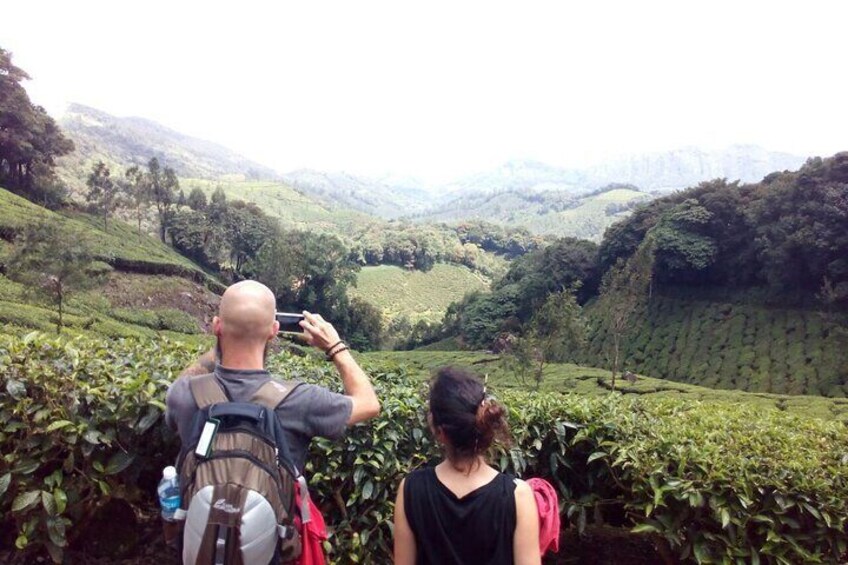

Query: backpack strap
[189,373,228,409]
[250,378,301,411]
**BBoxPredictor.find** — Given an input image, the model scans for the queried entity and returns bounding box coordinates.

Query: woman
[393,367,541,565]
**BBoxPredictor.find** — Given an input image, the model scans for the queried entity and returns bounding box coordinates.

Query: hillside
[578,290,848,397]
[0,186,220,338]
[349,264,491,324]
[416,186,651,241]
[583,145,807,192]
[57,103,278,191]
[363,350,848,422]
[281,169,433,219]
[180,178,374,235]
[441,146,806,195]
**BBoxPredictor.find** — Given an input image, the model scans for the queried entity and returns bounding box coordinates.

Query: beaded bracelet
[327,345,349,361]
[325,341,346,359]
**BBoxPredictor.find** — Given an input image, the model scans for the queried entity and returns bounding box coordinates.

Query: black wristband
[324,340,343,355]
[328,345,349,361]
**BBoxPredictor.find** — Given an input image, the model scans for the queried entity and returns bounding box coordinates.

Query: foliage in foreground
[1,334,848,564]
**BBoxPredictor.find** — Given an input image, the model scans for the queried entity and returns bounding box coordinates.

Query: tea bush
[0,333,200,561]
[580,294,848,397]
[2,333,848,563]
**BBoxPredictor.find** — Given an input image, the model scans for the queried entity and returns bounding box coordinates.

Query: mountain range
[57,103,278,191]
[55,103,812,239]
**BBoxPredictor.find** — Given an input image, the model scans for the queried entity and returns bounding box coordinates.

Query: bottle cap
[163,466,177,480]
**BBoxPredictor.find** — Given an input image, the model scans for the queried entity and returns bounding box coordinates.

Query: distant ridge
[281,168,433,219]
[442,145,808,196]
[581,144,808,191]
[57,103,278,189]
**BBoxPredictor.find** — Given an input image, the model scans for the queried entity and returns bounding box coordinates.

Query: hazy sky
[3,1,847,182]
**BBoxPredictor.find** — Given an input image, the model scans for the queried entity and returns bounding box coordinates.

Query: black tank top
[403,467,517,565]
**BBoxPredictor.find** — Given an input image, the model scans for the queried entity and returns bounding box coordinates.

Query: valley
[1,41,847,563]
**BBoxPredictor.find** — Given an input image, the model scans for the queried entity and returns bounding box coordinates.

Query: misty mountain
[415,185,652,241]
[57,103,278,190]
[281,169,434,219]
[581,145,808,191]
[441,160,588,196]
[442,146,807,196]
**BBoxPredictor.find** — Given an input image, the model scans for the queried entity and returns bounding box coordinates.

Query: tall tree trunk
[611,333,620,391]
[57,292,63,334]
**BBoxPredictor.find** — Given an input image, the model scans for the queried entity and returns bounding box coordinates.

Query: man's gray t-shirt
[165,365,353,471]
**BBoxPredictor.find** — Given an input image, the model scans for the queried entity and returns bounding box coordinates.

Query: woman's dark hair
[429,366,510,461]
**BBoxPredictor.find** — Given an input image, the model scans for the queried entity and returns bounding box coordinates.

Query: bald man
[165,280,380,472]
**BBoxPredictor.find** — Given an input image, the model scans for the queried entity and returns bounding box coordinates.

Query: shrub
[2,334,848,564]
[0,333,199,561]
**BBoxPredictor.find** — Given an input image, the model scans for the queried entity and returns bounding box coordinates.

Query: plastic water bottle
[158,466,181,547]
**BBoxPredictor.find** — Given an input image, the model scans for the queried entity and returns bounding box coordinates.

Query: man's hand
[299,311,342,352]
[299,310,380,424]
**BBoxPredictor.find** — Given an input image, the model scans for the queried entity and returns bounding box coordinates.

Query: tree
[187,187,207,211]
[224,200,274,274]
[146,158,177,242]
[123,165,149,236]
[502,288,585,390]
[0,48,74,199]
[595,241,655,390]
[7,222,98,333]
[86,161,119,230]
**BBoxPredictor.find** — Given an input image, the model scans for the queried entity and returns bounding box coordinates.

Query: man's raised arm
[300,311,380,425]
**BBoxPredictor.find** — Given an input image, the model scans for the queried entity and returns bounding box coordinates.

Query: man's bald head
[214,280,278,344]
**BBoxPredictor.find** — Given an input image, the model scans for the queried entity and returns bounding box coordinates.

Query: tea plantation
[578,291,848,397]
[2,333,848,564]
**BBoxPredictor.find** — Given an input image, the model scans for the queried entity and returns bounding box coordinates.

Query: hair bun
[474,399,509,453]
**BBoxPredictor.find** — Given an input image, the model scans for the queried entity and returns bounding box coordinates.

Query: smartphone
[276,312,305,333]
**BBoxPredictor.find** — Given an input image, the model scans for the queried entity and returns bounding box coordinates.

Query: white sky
[2,1,847,182]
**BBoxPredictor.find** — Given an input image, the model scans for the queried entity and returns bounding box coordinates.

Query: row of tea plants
[1,333,847,563]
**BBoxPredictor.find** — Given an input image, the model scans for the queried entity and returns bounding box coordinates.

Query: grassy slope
[578,290,848,398]
[0,187,219,340]
[362,350,848,422]
[181,178,373,235]
[350,264,491,324]
[540,188,646,240]
[0,188,202,271]
[418,188,649,241]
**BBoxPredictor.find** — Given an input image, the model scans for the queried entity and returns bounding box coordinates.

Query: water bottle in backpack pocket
[176,374,307,564]
[158,466,182,548]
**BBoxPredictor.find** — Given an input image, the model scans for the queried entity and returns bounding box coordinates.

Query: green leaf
[720,507,730,529]
[83,430,101,445]
[46,420,74,433]
[0,473,10,498]
[6,378,26,399]
[12,490,41,513]
[22,331,39,344]
[42,490,57,516]
[105,451,136,475]
[362,481,374,500]
[631,523,660,534]
[13,460,40,475]
[136,408,160,433]
[587,451,607,464]
[46,517,67,548]
[53,488,67,515]
[15,534,28,549]
[693,541,709,563]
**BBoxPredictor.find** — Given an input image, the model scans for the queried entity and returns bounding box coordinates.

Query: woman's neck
[443,455,486,475]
